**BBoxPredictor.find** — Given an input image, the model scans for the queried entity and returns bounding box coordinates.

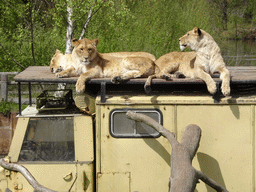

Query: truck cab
[1,101,94,191]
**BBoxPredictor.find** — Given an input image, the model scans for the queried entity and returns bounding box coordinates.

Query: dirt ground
[0,112,18,157]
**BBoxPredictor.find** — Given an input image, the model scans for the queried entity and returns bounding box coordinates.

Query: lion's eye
[187,33,189,36]
[80,48,83,51]
[88,48,92,51]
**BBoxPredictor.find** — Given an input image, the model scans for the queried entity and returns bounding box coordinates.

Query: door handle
[63,172,73,181]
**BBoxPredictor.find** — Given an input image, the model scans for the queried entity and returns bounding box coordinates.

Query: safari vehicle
[1,66,256,192]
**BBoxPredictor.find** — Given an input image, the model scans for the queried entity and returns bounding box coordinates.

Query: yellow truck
[0,66,256,191]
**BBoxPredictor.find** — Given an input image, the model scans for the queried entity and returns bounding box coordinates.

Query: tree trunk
[222,0,228,30]
[65,2,74,54]
[79,7,92,40]
[126,111,229,192]
[0,158,57,192]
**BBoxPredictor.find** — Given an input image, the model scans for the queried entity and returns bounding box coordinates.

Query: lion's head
[50,49,63,73]
[179,27,202,51]
[72,38,99,65]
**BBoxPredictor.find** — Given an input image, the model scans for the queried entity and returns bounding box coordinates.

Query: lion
[177,27,230,96]
[54,38,157,93]
[156,27,230,96]
[103,52,156,62]
[50,49,71,73]
[155,51,196,80]
[50,49,156,74]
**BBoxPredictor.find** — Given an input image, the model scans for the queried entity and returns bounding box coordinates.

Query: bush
[0,100,26,115]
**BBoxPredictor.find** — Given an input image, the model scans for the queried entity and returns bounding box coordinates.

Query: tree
[0,158,57,192]
[126,111,229,192]
[0,0,131,71]
[64,0,106,54]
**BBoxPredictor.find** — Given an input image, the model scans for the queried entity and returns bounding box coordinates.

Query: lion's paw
[55,72,66,78]
[207,82,217,95]
[111,76,122,84]
[221,84,230,96]
[175,72,186,78]
[76,80,86,94]
[161,74,172,81]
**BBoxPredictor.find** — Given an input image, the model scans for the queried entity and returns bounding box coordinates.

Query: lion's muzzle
[179,39,187,51]
[82,57,90,65]
[179,44,187,51]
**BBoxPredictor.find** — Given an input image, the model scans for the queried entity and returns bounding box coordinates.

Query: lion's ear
[193,27,201,36]
[91,39,99,47]
[55,49,61,54]
[72,38,79,47]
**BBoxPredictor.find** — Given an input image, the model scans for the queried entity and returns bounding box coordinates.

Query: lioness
[50,49,69,73]
[50,49,156,74]
[155,51,196,79]
[55,38,157,93]
[178,27,230,96]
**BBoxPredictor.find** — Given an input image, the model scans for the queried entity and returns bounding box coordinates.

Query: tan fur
[54,38,157,93]
[50,49,69,73]
[155,51,196,79]
[165,27,230,96]
[103,52,156,62]
[50,50,156,74]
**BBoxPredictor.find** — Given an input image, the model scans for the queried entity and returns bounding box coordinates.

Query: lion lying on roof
[50,48,156,74]
[156,27,230,96]
[53,38,157,93]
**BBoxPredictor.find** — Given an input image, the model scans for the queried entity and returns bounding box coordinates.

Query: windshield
[18,117,75,162]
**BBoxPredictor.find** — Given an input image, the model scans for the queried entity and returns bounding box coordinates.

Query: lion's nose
[51,68,53,72]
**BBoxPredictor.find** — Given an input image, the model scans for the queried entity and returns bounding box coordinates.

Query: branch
[79,7,93,40]
[126,111,178,146]
[196,170,229,192]
[3,0,30,26]
[35,0,43,14]
[29,2,36,66]
[79,0,106,40]
[180,124,201,160]
[0,158,57,192]
[0,43,26,69]
[126,111,229,192]
[90,0,106,18]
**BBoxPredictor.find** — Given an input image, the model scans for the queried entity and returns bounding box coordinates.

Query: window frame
[109,108,162,138]
[18,116,75,162]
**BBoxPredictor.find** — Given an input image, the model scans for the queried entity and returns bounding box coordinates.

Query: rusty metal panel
[0,112,18,156]
[0,126,12,156]
[75,93,96,116]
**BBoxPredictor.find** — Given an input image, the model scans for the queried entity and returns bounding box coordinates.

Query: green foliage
[89,0,215,58]
[0,100,12,115]
[0,100,25,115]
[0,0,256,72]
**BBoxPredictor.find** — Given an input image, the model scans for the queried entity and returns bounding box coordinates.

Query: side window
[110,109,162,138]
[18,117,75,162]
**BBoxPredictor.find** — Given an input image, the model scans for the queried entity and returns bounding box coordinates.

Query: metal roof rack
[14,66,256,115]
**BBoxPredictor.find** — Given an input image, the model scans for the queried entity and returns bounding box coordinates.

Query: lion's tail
[143,63,161,94]
[144,74,157,94]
